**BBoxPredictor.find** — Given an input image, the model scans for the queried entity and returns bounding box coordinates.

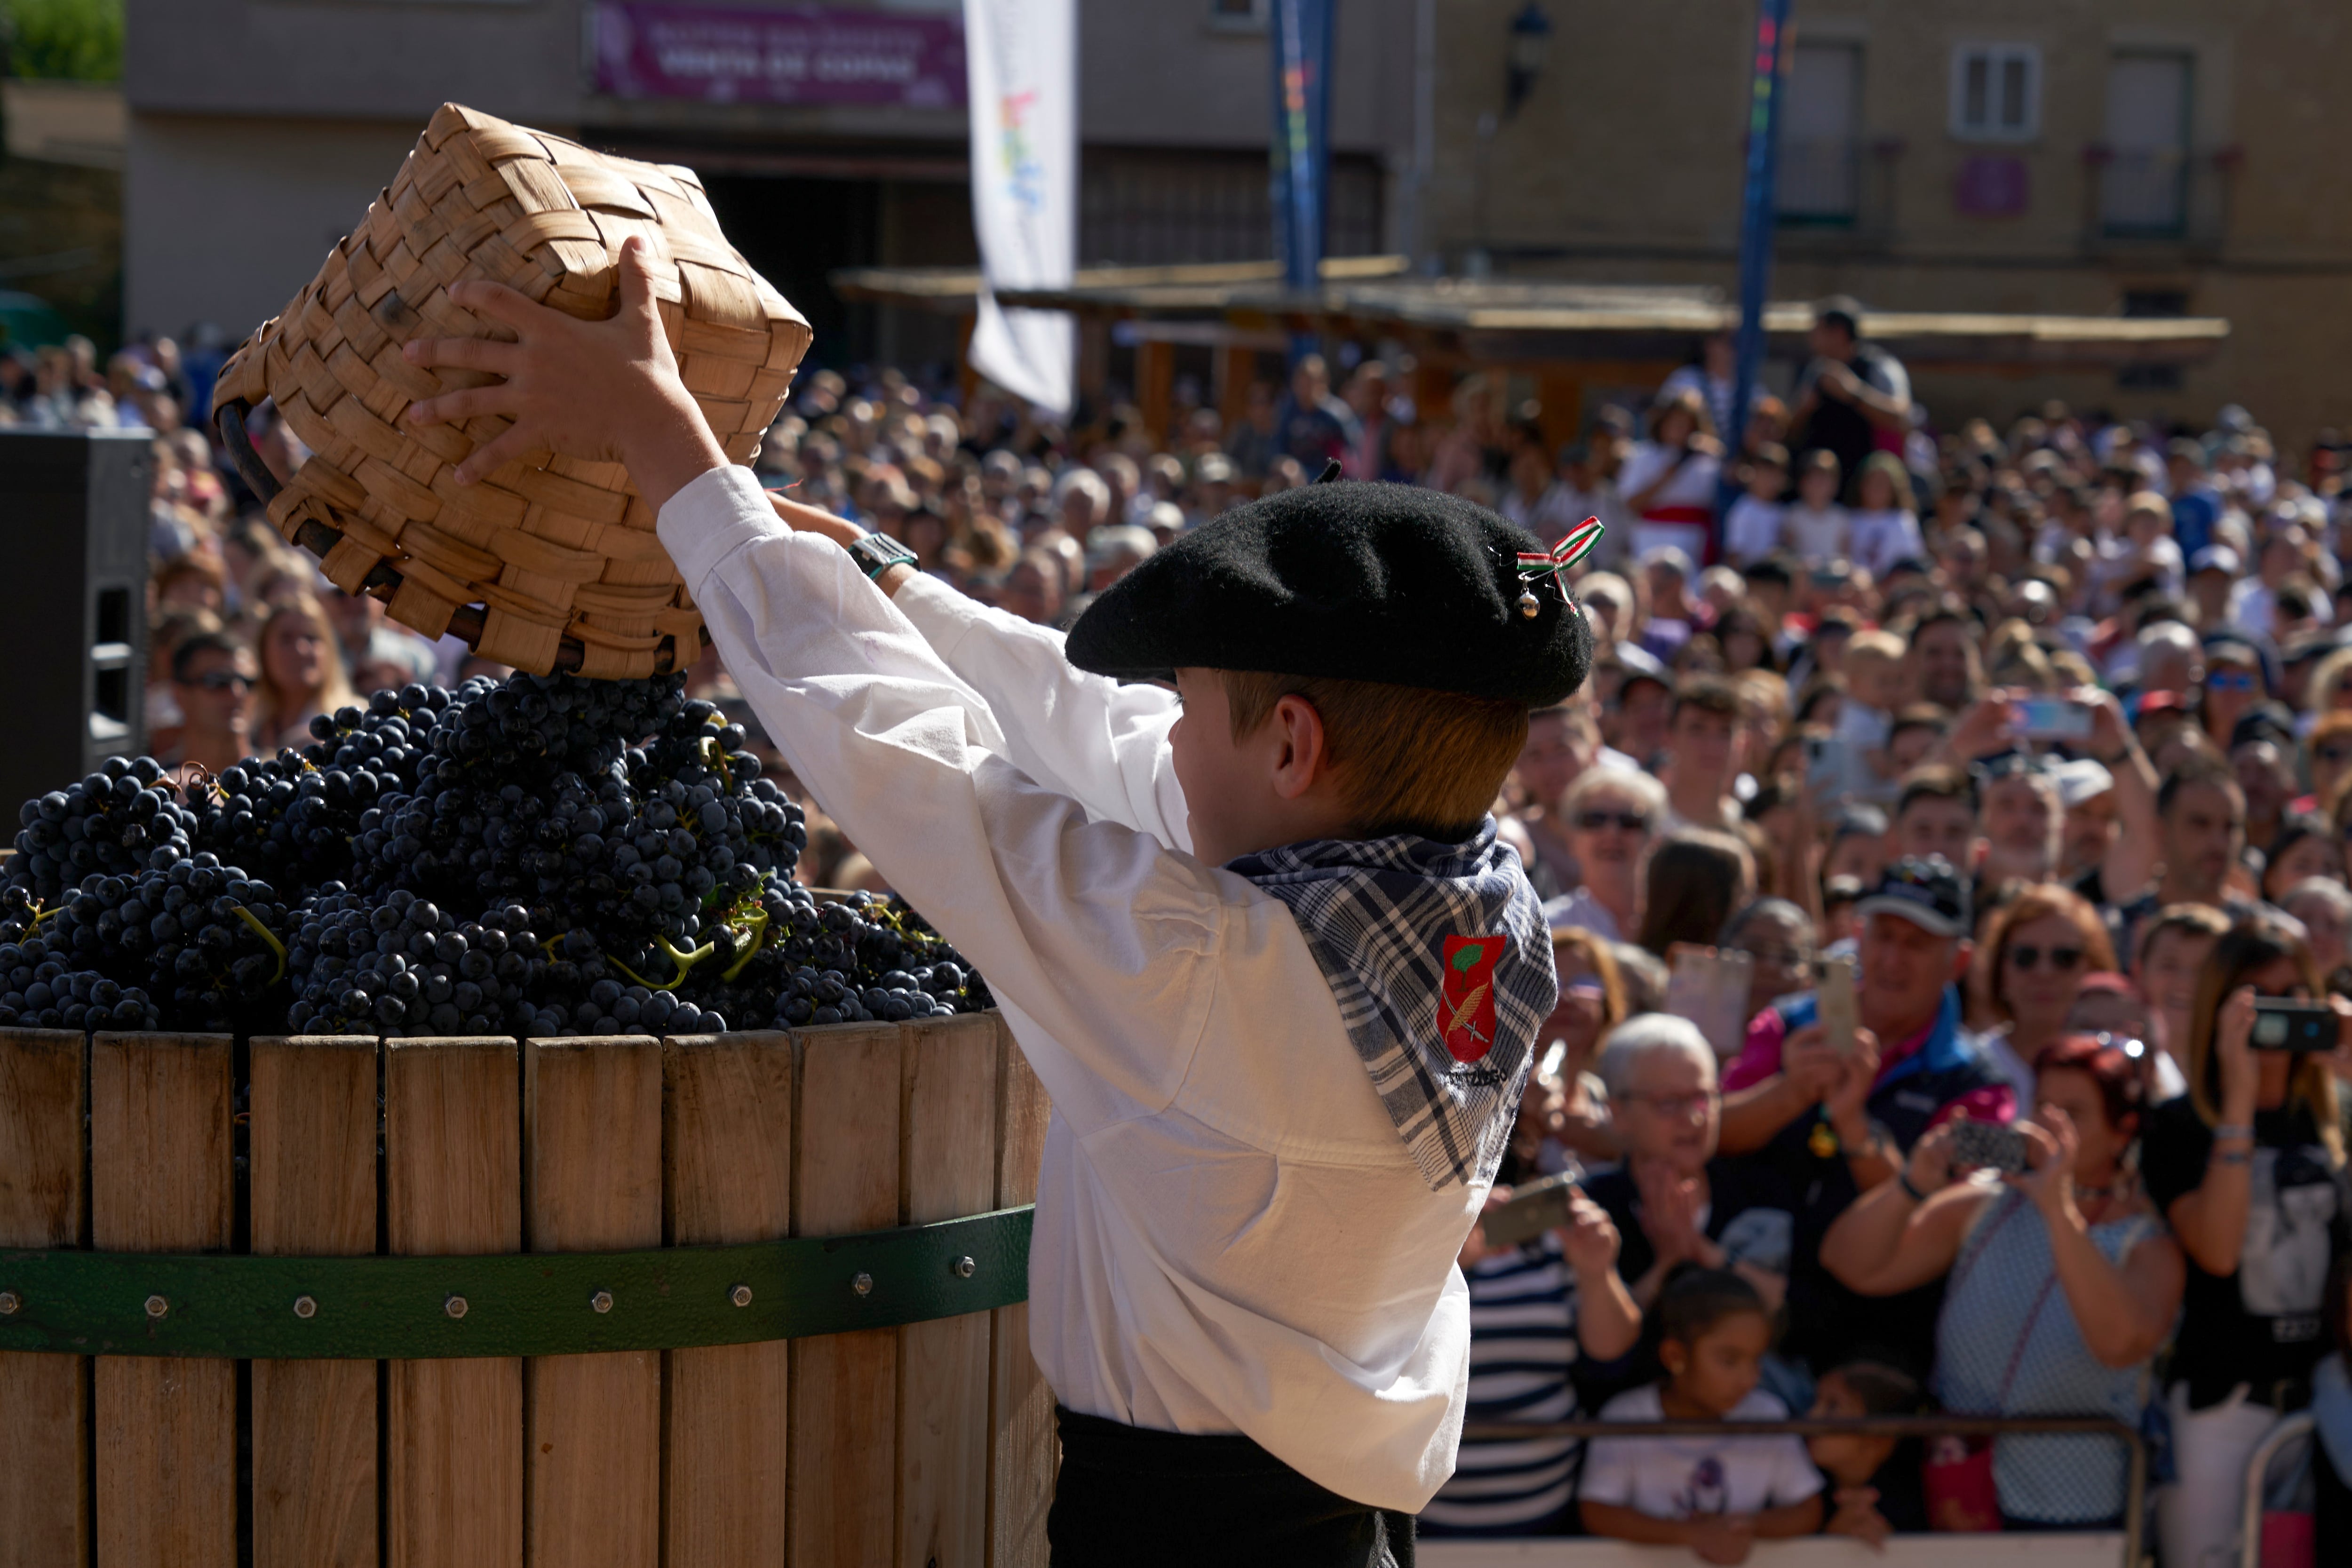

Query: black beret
[1064,480,1593,706]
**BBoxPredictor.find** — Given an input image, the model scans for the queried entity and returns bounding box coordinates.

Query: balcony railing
[1774,136,1902,252]
[2084,143,2241,250]
[1775,136,1860,224]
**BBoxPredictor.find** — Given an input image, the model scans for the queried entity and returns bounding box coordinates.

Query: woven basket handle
[216,398,285,509]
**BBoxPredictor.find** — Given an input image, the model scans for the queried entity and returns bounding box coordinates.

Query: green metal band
[0,1205,1031,1360]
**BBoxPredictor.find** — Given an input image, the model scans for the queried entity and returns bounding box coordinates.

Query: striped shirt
[1417,1234,1582,1535]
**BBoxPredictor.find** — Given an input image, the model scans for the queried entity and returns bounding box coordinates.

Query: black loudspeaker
[0,430,152,817]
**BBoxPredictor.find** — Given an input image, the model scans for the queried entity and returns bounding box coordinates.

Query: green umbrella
[0,290,77,350]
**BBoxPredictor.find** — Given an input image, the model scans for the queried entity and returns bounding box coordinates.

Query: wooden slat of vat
[91,1031,236,1568]
[523,1035,661,1568]
[986,1021,1053,1568]
[896,1014,999,1568]
[0,1029,89,1568]
[385,1038,522,1568]
[250,1035,381,1568]
[788,1023,902,1568]
[661,1029,795,1566]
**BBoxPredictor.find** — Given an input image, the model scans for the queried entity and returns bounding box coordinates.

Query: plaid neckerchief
[1227,819,1553,1190]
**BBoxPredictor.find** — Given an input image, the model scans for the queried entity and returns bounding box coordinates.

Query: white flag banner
[963,0,1075,415]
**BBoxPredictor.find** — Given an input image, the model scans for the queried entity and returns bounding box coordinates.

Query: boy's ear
[1659,1340,1687,1377]
[1266,693,1331,802]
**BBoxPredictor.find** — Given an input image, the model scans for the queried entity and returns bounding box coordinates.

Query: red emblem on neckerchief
[1440,935,1506,1063]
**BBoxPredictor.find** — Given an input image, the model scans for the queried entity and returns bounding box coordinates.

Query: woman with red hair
[1970,883,2117,1106]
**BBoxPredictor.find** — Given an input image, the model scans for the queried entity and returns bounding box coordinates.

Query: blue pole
[1270,0,1334,360]
[1721,0,1791,550]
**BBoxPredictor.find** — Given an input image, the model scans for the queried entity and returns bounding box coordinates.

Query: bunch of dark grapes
[191,685,444,886]
[0,936,160,1029]
[1,667,988,1036]
[286,888,539,1038]
[7,756,199,903]
[0,856,289,1031]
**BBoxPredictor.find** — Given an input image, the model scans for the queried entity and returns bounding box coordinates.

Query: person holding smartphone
[1820,1035,2183,1530]
[2143,918,2352,1568]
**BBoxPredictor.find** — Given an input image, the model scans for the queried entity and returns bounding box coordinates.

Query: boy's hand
[402,236,728,510]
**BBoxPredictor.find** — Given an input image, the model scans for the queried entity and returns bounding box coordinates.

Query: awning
[828,261,2228,369]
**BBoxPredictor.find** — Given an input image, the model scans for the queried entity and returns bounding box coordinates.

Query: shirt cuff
[655,464,786,594]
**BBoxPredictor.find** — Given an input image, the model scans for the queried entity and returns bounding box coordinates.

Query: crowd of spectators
[1422,309,2352,1563]
[28,291,2352,1562]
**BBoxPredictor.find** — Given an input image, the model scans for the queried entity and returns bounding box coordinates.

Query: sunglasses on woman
[2008,944,2084,972]
[1573,809,1651,834]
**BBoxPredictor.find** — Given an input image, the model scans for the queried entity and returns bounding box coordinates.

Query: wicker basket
[212,102,811,678]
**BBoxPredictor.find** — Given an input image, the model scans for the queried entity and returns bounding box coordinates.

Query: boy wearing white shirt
[397,241,1596,1567]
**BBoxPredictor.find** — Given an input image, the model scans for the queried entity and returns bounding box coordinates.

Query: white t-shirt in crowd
[1848,508,1923,578]
[1619,442,1722,515]
[1723,495,1785,564]
[1581,1385,1823,1520]
[1782,502,1847,566]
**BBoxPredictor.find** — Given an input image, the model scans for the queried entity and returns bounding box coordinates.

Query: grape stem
[719,906,768,982]
[608,937,713,993]
[230,905,288,985]
[699,726,734,792]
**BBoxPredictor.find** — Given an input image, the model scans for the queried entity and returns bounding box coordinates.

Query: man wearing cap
[1789,296,1912,489]
[398,239,1600,1565]
[1716,855,2014,1370]
[2185,547,2238,631]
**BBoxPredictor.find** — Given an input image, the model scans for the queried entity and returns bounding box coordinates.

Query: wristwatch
[844,532,918,580]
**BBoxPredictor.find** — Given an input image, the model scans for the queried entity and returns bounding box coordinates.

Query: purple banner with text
[593,2,966,108]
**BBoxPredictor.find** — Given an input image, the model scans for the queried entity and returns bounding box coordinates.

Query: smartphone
[1479,1171,1579,1250]
[1668,947,1755,1059]
[2249,997,2340,1052]
[2012,695,2093,742]
[1818,954,1858,1057]
[1949,1118,2029,1175]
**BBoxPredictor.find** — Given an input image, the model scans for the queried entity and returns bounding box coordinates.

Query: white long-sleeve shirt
[659,465,1485,1510]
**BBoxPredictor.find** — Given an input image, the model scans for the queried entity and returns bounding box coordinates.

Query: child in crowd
[1847,453,1924,581]
[1723,445,1789,567]
[1780,450,1847,566]
[1833,631,1910,753]
[1580,1268,1824,1561]
[1807,1359,1928,1546]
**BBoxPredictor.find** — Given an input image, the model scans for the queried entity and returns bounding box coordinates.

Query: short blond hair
[1220,670,1529,842]
[1846,630,1906,666]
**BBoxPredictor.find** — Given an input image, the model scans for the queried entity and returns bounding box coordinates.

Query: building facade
[1430,0,2352,442]
[122,0,1412,377]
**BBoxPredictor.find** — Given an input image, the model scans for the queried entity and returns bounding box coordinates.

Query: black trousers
[1047,1407,1415,1568]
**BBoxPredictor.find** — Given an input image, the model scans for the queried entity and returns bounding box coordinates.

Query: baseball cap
[2189,546,2240,576]
[1856,855,1971,939]
[2050,758,2115,810]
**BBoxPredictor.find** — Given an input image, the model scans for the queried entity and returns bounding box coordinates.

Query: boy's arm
[767,491,1187,851]
[657,467,1225,1125]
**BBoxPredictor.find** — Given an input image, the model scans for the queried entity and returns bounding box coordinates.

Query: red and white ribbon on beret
[1515,517,1605,593]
